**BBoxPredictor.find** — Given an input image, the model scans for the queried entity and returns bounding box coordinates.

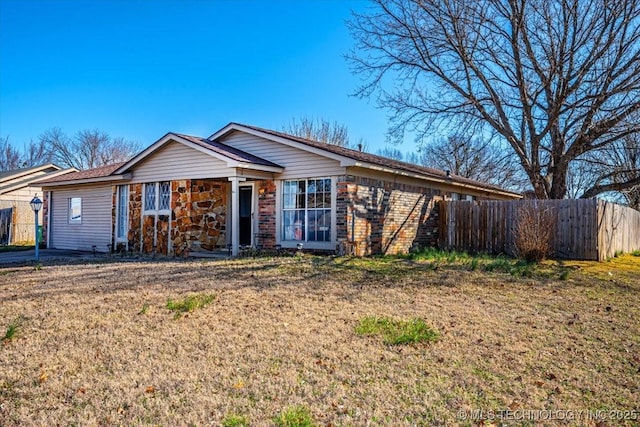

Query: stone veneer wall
[127,184,143,252]
[171,179,227,255]
[257,180,276,249]
[336,175,442,256]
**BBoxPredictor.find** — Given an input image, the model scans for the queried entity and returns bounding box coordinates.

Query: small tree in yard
[513,203,556,262]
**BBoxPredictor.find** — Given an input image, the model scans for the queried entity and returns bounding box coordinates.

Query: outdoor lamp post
[30,194,43,262]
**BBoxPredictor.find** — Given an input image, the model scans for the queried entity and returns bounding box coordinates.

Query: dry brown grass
[1,254,639,426]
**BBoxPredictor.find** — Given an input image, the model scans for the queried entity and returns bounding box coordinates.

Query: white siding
[220,131,345,179]
[49,184,113,252]
[129,141,236,183]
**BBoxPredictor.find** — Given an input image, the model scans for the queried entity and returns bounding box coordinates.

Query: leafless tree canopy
[349,0,640,199]
[419,135,526,190]
[0,136,22,171]
[284,117,351,147]
[376,147,405,160]
[38,128,141,170]
[576,133,640,208]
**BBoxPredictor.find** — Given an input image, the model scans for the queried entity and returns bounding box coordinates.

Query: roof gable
[0,164,77,194]
[113,132,283,175]
[0,163,61,184]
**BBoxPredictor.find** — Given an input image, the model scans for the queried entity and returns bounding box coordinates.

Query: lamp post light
[30,194,43,262]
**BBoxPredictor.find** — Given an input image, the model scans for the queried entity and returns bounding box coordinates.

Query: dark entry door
[239,186,253,246]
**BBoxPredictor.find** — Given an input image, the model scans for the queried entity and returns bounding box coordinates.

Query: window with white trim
[68,197,82,224]
[282,178,331,242]
[144,181,171,212]
[116,185,129,240]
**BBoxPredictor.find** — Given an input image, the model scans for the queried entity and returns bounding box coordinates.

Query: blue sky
[0,0,407,155]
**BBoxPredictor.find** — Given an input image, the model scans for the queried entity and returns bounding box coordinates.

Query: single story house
[38,123,521,256]
[0,163,76,244]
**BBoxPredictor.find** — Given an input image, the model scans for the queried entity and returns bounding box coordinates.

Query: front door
[239,186,253,246]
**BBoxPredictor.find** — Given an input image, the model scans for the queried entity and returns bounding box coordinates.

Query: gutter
[352,162,522,199]
[39,173,132,187]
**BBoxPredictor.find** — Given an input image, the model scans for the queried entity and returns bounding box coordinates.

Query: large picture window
[282,178,331,242]
[144,181,171,212]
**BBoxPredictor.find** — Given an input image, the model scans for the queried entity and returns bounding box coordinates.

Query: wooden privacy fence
[0,200,36,244]
[439,199,640,261]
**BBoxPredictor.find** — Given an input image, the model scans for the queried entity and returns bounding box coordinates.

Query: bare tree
[21,139,53,168]
[284,117,351,147]
[419,135,527,190]
[39,127,140,170]
[348,0,640,199]
[376,147,405,160]
[0,136,23,171]
[579,135,640,209]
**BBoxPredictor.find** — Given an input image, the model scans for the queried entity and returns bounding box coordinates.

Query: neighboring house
[38,123,521,256]
[0,164,76,244]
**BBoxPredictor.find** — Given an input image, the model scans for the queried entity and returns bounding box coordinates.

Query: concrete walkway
[0,249,99,266]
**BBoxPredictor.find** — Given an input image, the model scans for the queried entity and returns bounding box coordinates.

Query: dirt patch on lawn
[1,256,639,426]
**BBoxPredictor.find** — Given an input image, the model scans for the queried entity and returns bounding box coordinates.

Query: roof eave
[0,163,63,184]
[40,173,132,187]
[352,162,522,198]
[232,162,284,173]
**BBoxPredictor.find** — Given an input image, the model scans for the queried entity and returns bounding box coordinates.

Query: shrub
[632,250,640,257]
[513,202,556,262]
[273,406,316,427]
[355,316,439,345]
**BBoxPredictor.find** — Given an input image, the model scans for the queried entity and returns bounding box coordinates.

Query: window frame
[278,177,335,249]
[116,185,129,242]
[143,181,171,214]
[68,197,82,224]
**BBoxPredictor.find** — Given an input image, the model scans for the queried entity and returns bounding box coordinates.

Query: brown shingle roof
[37,163,126,184]
[174,133,282,168]
[230,123,519,196]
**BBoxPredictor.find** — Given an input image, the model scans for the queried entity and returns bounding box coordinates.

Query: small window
[69,198,82,224]
[144,183,157,211]
[144,182,170,212]
[464,194,475,201]
[159,182,171,211]
[451,193,460,201]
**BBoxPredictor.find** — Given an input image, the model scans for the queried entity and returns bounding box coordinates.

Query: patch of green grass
[33,263,42,271]
[469,258,479,271]
[138,303,150,315]
[509,261,535,277]
[406,247,472,263]
[166,293,215,318]
[632,250,640,257]
[3,316,23,342]
[559,269,570,280]
[355,316,439,345]
[221,413,249,427]
[482,258,513,273]
[273,406,316,427]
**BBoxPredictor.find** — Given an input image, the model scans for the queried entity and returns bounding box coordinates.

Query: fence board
[439,199,640,261]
